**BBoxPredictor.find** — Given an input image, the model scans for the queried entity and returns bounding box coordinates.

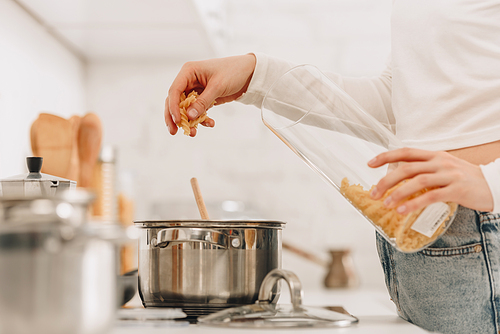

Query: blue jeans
[376,205,500,334]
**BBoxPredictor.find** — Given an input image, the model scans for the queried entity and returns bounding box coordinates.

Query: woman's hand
[368,147,493,213]
[164,54,256,136]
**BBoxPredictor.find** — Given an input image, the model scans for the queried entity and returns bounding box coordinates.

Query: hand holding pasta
[340,177,457,252]
[165,55,256,136]
[178,91,210,136]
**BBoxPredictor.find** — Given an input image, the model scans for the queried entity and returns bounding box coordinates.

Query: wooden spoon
[190,177,210,219]
[77,113,102,188]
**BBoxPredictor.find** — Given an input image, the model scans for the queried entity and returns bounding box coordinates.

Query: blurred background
[0,0,391,291]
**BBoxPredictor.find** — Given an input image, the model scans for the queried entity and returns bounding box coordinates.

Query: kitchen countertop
[110,288,431,334]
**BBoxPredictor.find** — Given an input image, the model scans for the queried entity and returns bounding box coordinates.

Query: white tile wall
[0,0,86,177]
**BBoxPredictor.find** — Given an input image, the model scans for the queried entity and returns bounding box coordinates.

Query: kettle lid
[0,157,76,185]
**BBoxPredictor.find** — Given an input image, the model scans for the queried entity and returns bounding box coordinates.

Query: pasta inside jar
[340,177,458,252]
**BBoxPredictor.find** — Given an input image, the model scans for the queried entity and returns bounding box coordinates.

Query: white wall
[0,0,86,177]
[223,0,392,74]
[0,0,392,291]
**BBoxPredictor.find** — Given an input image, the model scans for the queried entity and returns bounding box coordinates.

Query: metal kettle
[0,157,76,197]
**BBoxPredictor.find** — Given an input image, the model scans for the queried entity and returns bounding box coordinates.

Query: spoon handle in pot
[190,177,210,220]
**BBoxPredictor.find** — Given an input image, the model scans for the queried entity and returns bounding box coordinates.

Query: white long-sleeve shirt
[238,0,500,213]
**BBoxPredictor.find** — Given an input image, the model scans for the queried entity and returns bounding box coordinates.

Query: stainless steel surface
[156,228,228,249]
[198,268,359,328]
[0,157,76,197]
[257,269,303,310]
[0,191,119,334]
[135,220,285,316]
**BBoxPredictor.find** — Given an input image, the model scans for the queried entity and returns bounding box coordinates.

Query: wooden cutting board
[30,112,103,186]
[30,113,74,180]
[68,115,81,182]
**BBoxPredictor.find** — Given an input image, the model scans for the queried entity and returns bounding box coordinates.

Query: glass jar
[261,64,457,252]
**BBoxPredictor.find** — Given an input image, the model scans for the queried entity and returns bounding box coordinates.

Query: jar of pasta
[261,64,457,253]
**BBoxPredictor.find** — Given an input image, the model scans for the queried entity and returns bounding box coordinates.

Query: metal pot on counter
[134,220,285,316]
[0,157,124,334]
[0,191,124,334]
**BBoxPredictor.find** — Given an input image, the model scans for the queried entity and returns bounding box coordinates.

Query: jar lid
[134,220,286,229]
[198,269,358,329]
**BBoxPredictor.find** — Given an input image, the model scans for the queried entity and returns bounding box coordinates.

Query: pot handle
[257,269,303,311]
[155,228,228,249]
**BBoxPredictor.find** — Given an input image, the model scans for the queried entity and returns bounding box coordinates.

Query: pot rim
[134,219,286,229]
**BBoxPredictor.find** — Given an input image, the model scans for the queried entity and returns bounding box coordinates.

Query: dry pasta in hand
[178,91,210,136]
[340,177,457,252]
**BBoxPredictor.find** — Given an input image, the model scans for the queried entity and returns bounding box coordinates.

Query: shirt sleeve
[237,52,395,132]
[480,158,500,213]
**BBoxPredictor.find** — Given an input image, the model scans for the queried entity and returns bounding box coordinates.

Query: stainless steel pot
[134,220,285,316]
[0,191,122,334]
